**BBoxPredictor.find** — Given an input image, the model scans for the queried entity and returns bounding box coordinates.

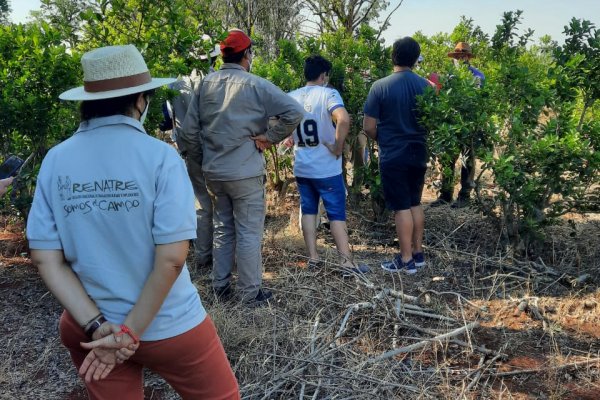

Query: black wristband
[81,313,103,329]
[84,315,107,340]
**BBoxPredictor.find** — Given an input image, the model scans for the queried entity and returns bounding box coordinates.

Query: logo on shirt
[58,176,71,201]
[58,176,141,217]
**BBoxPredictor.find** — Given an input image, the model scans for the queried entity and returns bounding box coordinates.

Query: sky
[10,0,600,46]
[380,0,600,45]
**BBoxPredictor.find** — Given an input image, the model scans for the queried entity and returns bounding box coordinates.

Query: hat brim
[59,77,177,101]
[200,51,221,60]
[447,52,475,59]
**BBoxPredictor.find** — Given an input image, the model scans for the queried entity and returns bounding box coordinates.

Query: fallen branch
[492,357,600,377]
[256,352,422,393]
[417,289,487,312]
[465,353,505,392]
[397,307,457,322]
[335,302,375,339]
[358,281,419,303]
[367,322,479,363]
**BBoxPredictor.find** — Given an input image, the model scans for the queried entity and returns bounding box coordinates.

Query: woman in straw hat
[26,45,239,399]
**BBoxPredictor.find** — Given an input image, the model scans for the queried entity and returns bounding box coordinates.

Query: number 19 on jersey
[296,119,319,147]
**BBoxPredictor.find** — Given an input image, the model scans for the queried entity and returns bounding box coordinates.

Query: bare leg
[394,210,414,263]
[410,205,424,254]
[329,220,354,267]
[301,214,319,261]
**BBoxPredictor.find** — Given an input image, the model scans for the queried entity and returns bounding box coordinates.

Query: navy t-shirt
[363,70,430,166]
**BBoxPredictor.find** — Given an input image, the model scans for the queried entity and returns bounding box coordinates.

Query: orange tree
[0,22,80,215]
[418,11,600,253]
[2,1,225,216]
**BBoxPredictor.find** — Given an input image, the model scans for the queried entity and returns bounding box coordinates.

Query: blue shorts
[381,164,427,211]
[296,174,346,221]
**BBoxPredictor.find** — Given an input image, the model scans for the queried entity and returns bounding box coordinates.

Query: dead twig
[367,322,479,363]
[492,358,600,377]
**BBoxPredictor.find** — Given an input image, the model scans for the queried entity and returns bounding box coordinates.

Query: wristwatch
[84,315,107,339]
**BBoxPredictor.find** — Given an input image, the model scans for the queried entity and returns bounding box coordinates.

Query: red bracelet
[115,324,140,344]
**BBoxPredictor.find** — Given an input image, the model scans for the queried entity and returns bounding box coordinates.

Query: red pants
[60,311,240,400]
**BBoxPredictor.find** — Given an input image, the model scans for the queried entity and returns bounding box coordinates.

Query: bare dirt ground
[1,186,599,399]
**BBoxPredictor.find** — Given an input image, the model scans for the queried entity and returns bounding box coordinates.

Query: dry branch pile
[1,202,599,399]
[209,266,484,399]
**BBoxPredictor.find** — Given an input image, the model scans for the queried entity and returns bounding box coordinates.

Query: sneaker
[341,263,371,278]
[244,289,273,308]
[451,197,471,209]
[413,252,426,268]
[430,198,450,208]
[381,254,417,274]
[213,282,234,302]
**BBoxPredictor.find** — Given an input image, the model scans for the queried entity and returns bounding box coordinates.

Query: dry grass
[0,192,599,399]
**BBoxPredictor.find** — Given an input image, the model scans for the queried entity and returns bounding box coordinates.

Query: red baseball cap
[220,29,252,55]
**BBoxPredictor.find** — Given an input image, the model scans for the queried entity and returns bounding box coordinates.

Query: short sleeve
[27,157,62,250]
[363,84,380,119]
[152,149,197,244]
[327,89,344,113]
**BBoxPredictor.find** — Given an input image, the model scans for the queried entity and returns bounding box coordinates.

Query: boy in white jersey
[289,55,368,275]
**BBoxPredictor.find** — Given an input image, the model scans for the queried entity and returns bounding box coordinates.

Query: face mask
[139,97,150,125]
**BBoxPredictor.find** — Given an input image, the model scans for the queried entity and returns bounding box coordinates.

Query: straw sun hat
[59,45,176,101]
[447,42,475,59]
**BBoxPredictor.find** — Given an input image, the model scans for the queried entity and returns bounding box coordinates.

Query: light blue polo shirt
[27,115,206,340]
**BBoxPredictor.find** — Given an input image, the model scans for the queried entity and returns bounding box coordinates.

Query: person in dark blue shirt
[363,36,431,275]
[431,42,485,208]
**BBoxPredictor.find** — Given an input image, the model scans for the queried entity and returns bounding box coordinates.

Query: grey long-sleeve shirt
[170,69,202,153]
[181,63,303,181]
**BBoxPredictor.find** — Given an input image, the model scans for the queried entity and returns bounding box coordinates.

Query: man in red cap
[183,29,304,307]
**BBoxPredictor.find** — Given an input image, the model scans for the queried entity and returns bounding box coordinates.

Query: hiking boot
[341,263,371,278]
[213,282,234,302]
[413,252,426,268]
[381,254,417,275]
[244,289,273,308]
[430,198,450,208]
[451,197,471,209]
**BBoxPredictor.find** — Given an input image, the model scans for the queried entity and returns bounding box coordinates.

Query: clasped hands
[78,322,139,383]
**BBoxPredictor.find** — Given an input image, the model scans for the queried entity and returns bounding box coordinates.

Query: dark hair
[392,37,421,68]
[222,46,250,64]
[304,55,332,82]
[79,90,155,121]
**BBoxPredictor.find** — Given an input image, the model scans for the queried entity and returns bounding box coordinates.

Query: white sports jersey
[288,86,345,178]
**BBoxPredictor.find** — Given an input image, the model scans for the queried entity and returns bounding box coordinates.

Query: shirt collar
[75,115,146,135]
[219,63,247,72]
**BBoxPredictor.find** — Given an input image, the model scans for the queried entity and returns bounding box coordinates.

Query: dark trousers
[439,149,476,202]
